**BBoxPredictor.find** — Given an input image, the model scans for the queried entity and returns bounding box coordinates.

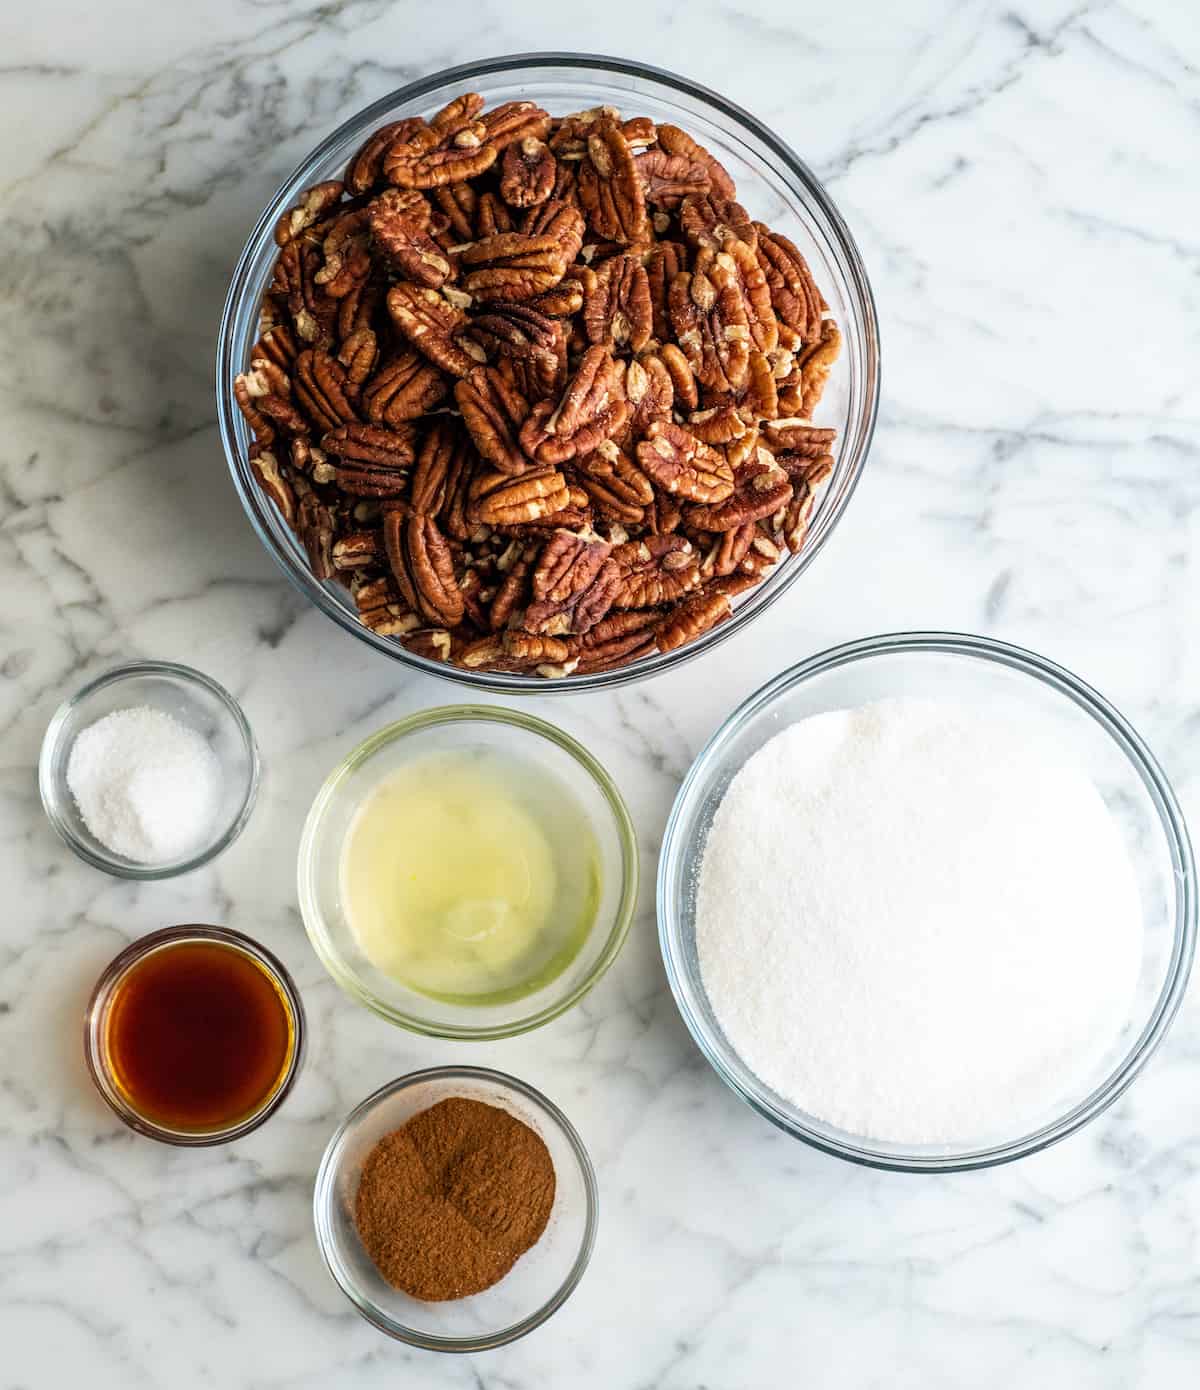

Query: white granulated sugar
[696,698,1143,1145]
[66,705,222,863]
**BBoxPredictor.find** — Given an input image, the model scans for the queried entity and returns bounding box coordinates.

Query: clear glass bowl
[298,706,638,1038]
[658,632,1196,1172]
[84,924,306,1146]
[39,661,260,878]
[313,1066,597,1350]
[216,52,880,693]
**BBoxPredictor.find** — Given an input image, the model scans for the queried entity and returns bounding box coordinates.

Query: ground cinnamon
[354,1096,556,1301]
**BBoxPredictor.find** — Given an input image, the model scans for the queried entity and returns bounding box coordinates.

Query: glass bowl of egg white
[298,707,638,1038]
[658,632,1196,1172]
[39,661,260,879]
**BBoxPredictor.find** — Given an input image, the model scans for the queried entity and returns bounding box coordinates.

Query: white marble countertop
[3,2,1198,1385]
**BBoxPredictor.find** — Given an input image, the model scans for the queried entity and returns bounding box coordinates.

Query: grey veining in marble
[2,1,1198,1385]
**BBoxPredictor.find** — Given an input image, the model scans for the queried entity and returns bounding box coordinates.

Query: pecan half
[386,284,486,377]
[361,349,449,424]
[249,445,296,526]
[369,189,452,287]
[468,468,570,526]
[680,193,756,252]
[682,456,792,532]
[519,346,628,465]
[274,181,344,247]
[521,530,618,636]
[753,224,827,345]
[293,349,358,432]
[623,353,675,437]
[583,253,652,353]
[522,198,587,265]
[669,260,751,393]
[409,418,464,514]
[384,509,465,627]
[577,438,656,524]
[574,609,660,673]
[459,232,567,303]
[346,120,428,196]
[636,420,734,503]
[500,137,556,207]
[656,125,737,200]
[635,150,711,208]
[702,238,776,353]
[455,366,530,476]
[612,534,700,609]
[654,588,732,653]
[481,101,551,153]
[576,119,649,246]
[384,107,497,189]
[488,542,536,630]
[353,574,420,636]
[468,303,565,400]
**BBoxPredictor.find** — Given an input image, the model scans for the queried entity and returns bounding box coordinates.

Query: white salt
[695,698,1144,1145]
[66,706,222,864]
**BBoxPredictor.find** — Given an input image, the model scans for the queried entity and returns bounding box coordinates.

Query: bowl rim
[312,1065,599,1351]
[215,50,881,693]
[297,704,639,1038]
[83,924,306,1145]
[657,630,1197,1172]
[38,659,261,879]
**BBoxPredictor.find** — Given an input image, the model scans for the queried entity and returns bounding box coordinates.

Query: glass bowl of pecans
[217,53,880,690]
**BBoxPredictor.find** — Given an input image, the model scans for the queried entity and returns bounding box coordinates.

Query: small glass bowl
[217,53,880,693]
[658,632,1197,1172]
[313,1067,597,1351]
[298,706,638,1039]
[84,924,306,1146]
[39,660,260,878]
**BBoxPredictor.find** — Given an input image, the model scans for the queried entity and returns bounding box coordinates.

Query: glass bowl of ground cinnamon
[313,1065,597,1349]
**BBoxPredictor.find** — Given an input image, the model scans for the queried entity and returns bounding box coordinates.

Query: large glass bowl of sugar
[657,631,1196,1172]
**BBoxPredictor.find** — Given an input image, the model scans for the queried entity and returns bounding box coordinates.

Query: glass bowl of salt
[39,660,260,878]
[658,631,1196,1172]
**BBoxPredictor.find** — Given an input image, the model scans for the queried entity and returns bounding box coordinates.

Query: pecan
[332,530,379,571]
[576,437,655,524]
[468,303,566,400]
[361,349,449,424]
[337,277,384,343]
[500,137,556,207]
[777,479,816,554]
[384,509,464,627]
[296,488,336,580]
[762,418,837,459]
[455,366,530,476]
[521,199,587,264]
[402,627,457,662]
[369,189,453,287]
[290,437,336,484]
[737,349,779,420]
[234,362,309,445]
[293,349,358,432]
[249,445,296,526]
[576,119,649,246]
[482,101,551,153]
[384,105,497,189]
[438,433,479,542]
[753,224,827,345]
[680,193,756,252]
[612,534,700,609]
[635,150,711,208]
[460,232,567,303]
[488,542,536,630]
[502,632,574,665]
[313,208,372,298]
[701,237,776,353]
[654,588,732,653]
[468,468,570,527]
[386,284,486,377]
[646,240,688,342]
[519,346,628,465]
[353,574,420,636]
[668,260,750,393]
[656,125,737,200]
[583,253,652,353]
[252,324,298,372]
[410,418,463,514]
[346,120,428,196]
[433,182,477,240]
[683,456,792,532]
[574,608,660,673]
[274,181,344,247]
[636,420,734,504]
[521,529,618,635]
[338,327,379,391]
[620,350,675,436]
[686,405,748,446]
[658,342,699,412]
[475,192,514,237]
[695,520,757,579]
[797,319,841,415]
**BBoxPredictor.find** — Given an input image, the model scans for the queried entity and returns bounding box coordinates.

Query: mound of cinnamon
[354,1096,556,1301]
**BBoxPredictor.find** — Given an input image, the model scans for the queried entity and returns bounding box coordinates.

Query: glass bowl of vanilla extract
[297,706,639,1040]
[84,925,306,1145]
